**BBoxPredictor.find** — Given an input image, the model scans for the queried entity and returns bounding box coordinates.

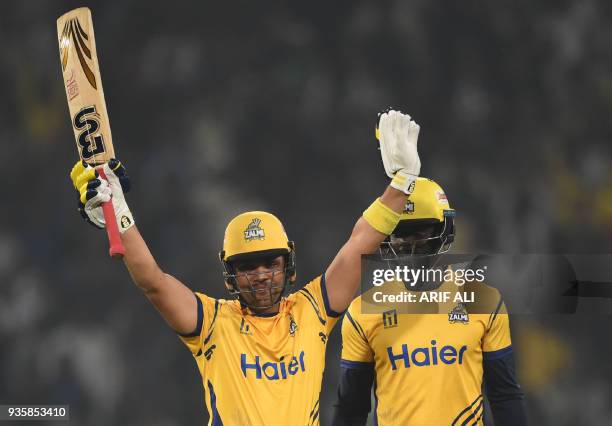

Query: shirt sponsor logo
[241,351,306,380]
[386,341,468,370]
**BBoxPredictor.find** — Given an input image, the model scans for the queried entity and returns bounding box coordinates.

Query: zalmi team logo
[448,303,469,324]
[289,314,298,337]
[244,218,265,241]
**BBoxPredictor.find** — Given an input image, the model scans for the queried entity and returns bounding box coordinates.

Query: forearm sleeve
[484,351,528,426]
[331,363,375,426]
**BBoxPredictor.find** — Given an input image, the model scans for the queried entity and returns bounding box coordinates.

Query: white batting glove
[375,109,421,194]
[70,159,135,233]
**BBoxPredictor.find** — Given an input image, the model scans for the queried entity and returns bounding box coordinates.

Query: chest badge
[240,318,252,335]
[289,313,298,336]
[383,309,398,329]
[448,303,469,324]
[244,218,265,241]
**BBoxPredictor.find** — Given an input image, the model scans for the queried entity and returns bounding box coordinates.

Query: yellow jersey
[179,275,340,426]
[341,280,512,426]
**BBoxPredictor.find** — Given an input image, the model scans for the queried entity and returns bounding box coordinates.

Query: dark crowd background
[1,1,612,425]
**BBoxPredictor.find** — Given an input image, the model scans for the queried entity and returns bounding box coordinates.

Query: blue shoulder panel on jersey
[340,359,375,370]
[203,300,220,345]
[483,345,513,360]
[487,296,504,330]
[178,293,204,338]
[207,380,223,425]
[321,273,346,318]
[345,311,368,342]
[299,287,327,326]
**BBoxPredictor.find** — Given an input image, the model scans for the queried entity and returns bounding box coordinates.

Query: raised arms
[325,110,421,313]
[68,109,421,330]
[70,160,197,334]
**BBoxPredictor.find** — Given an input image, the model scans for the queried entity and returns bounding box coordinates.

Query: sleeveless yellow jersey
[179,275,341,426]
[341,280,512,426]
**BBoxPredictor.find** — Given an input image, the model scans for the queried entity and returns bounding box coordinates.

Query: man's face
[390,224,440,256]
[232,255,286,311]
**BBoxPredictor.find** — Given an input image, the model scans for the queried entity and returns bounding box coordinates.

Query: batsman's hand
[69,159,135,233]
[375,109,421,194]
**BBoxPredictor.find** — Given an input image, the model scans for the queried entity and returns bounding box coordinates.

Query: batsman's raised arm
[69,160,197,335]
[325,109,421,313]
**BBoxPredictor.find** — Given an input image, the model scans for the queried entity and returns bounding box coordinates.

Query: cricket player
[69,110,420,425]
[331,173,528,425]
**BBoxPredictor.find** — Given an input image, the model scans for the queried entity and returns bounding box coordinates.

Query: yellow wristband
[363,198,401,235]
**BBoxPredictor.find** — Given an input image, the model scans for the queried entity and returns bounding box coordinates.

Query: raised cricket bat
[57,7,125,258]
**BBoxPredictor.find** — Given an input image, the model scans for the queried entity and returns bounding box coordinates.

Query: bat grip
[97,167,126,258]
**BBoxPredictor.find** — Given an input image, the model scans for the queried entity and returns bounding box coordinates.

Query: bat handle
[97,167,126,259]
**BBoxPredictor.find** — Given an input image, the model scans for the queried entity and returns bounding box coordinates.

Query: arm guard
[483,351,528,426]
[331,362,375,426]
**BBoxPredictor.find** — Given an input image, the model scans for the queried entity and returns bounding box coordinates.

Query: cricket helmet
[219,211,296,306]
[382,177,456,258]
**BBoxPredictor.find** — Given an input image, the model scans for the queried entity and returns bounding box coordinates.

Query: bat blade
[57,7,115,164]
[57,7,125,258]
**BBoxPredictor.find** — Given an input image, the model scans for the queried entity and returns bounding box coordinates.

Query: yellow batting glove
[69,159,134,232]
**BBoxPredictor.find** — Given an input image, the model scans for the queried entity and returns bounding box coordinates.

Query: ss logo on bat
[73,105,106,159]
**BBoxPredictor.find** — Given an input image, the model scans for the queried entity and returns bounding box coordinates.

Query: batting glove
[375,109,421,194]
[69,159,135,233]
